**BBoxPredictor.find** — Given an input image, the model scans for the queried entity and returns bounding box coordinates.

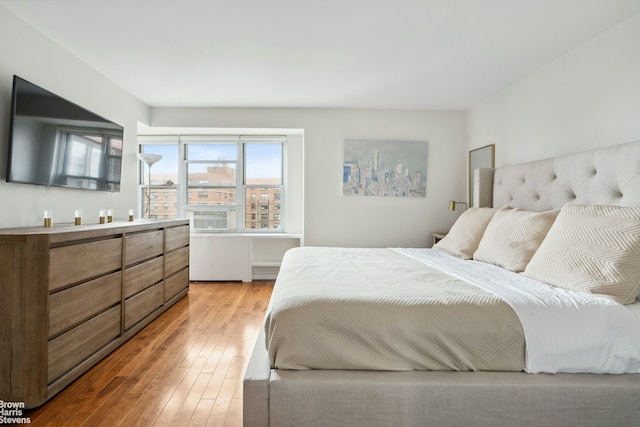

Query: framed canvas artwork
[343,139,428,197]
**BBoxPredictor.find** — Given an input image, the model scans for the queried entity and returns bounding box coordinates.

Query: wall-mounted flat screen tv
[6,76,124,191]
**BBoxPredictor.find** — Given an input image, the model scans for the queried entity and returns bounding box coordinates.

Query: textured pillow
[433,207,497,259]
[523,204,640,304]
[473,206,559,272]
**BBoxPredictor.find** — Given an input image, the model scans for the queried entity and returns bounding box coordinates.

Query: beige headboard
[475,140,640,211]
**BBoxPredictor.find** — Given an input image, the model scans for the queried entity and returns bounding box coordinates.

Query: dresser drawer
[165,225,189,252]
[49,238,122,291]
[165,246,189,278]
[49,271,121,338]
[124,256,163,298]
[165,268,189,302]
[124,282,163,330]
[125,230,163,266]
[48,305,121,383]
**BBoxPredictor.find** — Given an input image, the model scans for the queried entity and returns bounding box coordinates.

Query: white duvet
[396,248,640,374]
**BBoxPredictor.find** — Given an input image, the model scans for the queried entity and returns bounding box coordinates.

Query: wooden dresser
[0,219,189,408]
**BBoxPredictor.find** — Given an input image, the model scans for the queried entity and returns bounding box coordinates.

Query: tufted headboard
[475,140,640,211]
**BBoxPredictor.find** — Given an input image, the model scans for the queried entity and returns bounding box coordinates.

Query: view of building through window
[139,138,284,231]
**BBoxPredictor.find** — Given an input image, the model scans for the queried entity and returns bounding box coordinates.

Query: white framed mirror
[468,144,495,206]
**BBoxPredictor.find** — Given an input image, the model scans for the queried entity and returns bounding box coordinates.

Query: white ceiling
[2,0,640,109]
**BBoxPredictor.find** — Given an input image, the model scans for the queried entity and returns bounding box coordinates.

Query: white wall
[467,13,640,167]
[150,108,467,247]
[0,6,148,228]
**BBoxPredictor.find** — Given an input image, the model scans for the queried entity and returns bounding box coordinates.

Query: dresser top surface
[0,219,189,242]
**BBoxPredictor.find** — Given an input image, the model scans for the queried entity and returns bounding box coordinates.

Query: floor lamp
[137,153,163,219]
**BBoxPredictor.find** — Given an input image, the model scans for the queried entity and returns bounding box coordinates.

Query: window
[243,143,283,230]
[139,143,179,219]
[186,142,238,206]
[139,135,286,232]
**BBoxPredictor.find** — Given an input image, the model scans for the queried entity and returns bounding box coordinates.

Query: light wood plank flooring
[24,281,274,427]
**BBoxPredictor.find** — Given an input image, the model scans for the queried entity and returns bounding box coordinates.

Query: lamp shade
[137,153,163,166]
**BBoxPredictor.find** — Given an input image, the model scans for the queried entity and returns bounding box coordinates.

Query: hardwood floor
[24,281,274,427]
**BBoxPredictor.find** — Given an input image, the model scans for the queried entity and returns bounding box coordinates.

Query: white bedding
[397,248,640,374]
[265,247,526,371]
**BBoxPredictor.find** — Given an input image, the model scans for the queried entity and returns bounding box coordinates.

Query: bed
[243,140,640,426]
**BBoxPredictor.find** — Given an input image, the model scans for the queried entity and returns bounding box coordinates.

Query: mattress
[265,246,526,371]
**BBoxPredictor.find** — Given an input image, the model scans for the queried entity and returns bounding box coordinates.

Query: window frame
[138,134,286,233]
[184,137,241,211]
[242,139,285,231]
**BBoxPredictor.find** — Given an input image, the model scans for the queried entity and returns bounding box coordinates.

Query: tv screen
[6,76,123,191]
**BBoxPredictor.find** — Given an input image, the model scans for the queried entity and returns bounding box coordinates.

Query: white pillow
[523,204,640,304]
[433,207,497,259]
[473,206,559,272]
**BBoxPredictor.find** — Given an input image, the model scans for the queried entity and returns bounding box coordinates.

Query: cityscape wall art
[343,139,428,197]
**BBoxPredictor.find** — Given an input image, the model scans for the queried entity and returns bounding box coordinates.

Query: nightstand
[432,232,447,246]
